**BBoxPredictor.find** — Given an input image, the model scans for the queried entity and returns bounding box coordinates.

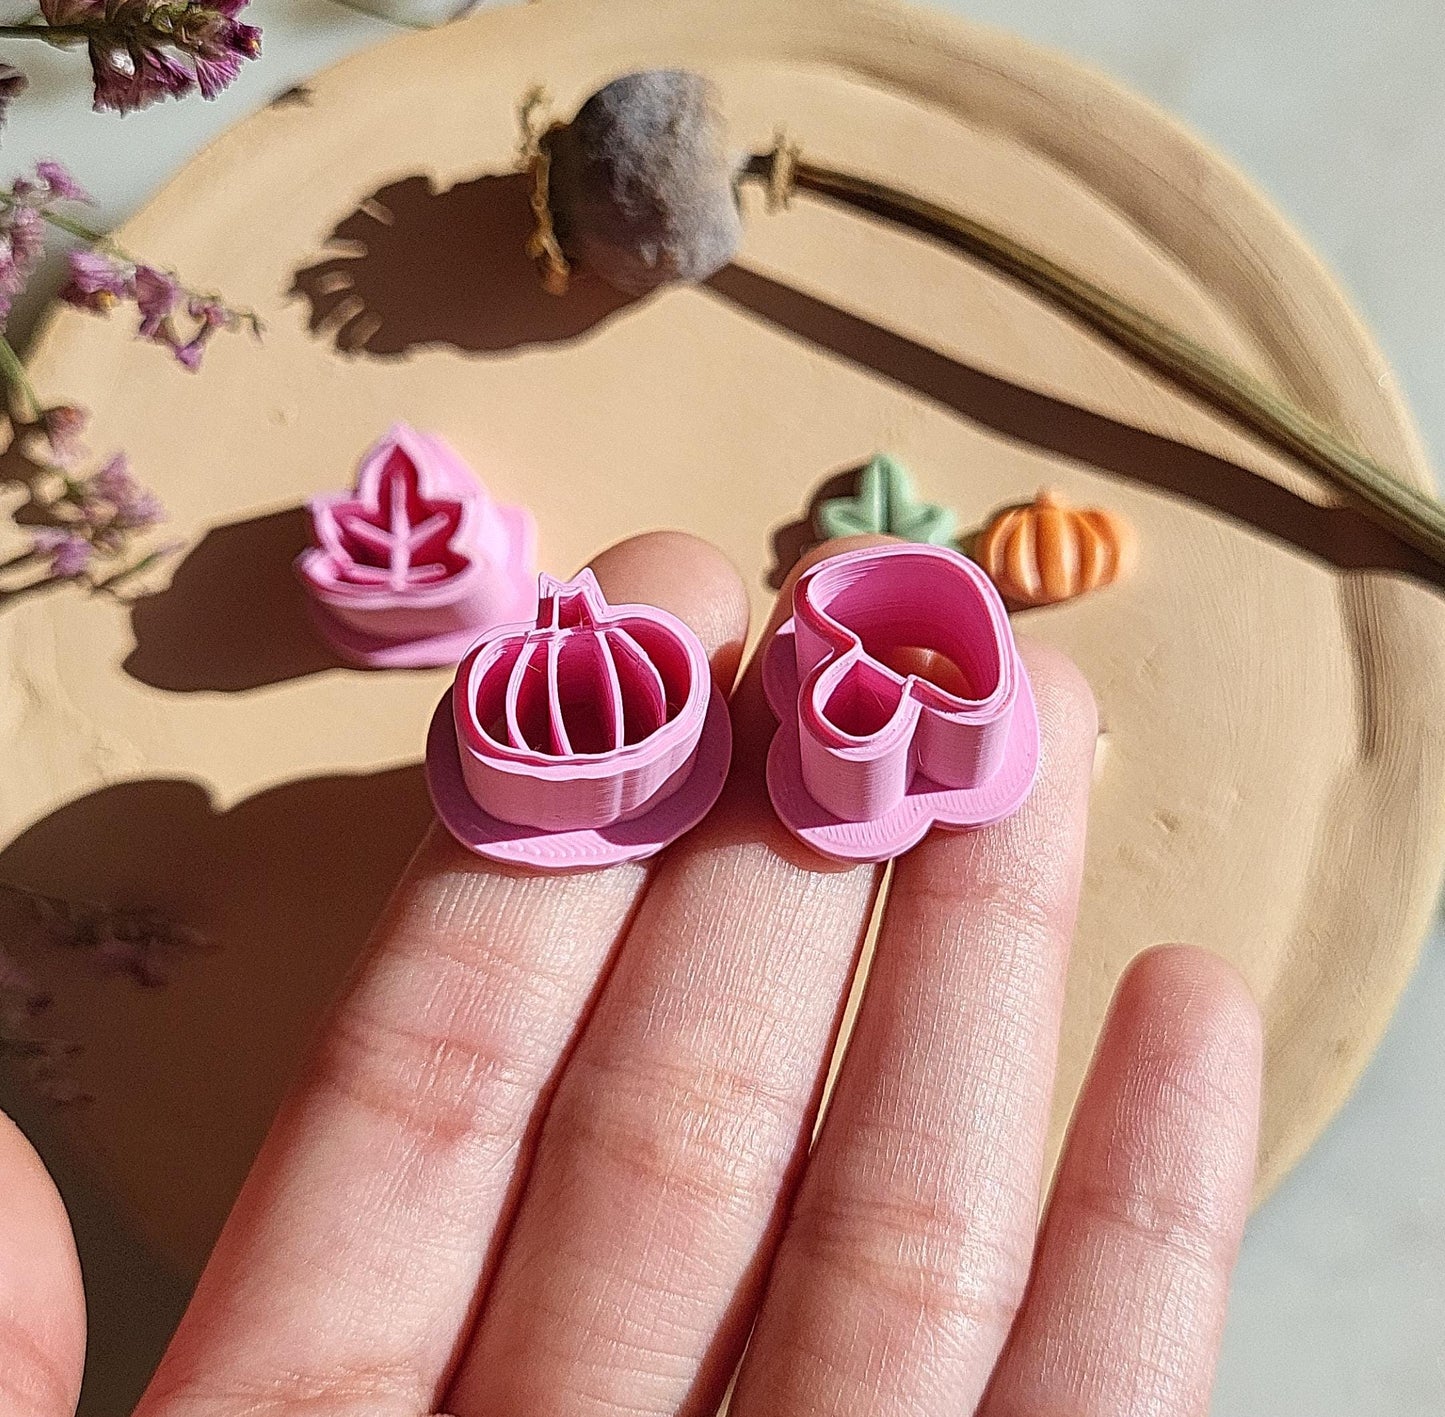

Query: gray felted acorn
[532,70,743,297]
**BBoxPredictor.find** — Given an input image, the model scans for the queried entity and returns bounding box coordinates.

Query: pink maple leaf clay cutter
[296,422,537,668]
[425,568,733,870]
[763,543,1040,863]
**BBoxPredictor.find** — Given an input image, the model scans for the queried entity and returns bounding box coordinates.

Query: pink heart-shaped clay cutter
[427,568,732,869]
[296,423,537,668]
[763,543,1039,862]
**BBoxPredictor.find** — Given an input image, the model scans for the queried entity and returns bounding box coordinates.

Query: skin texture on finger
[445,539,891,1417]
[732,642,1098,1417]
[0,1112,85,1417]
[980,945,1261,1417]
[134,532,748,1417]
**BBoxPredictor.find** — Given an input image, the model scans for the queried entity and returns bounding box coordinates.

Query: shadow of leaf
[124,506,342,692]
[764,464,866,590]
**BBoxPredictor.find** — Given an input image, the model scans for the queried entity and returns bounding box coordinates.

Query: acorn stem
[740,151,1445,570]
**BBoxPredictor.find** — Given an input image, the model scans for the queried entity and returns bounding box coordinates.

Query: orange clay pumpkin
[972,488,1136,608]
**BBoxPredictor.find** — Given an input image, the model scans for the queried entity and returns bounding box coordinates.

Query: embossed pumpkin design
[427,569,732,868]
[971,488,1136,609]
[297,423,537,667]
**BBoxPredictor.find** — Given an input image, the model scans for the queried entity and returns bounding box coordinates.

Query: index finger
[134,531,748,1417]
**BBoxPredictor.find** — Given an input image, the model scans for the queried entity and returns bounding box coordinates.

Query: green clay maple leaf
[814,454,957,545]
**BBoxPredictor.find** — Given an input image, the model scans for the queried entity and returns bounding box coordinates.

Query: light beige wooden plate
[6,0,1445,1276]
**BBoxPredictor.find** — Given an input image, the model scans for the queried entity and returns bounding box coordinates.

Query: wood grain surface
[5,0,1444,1274]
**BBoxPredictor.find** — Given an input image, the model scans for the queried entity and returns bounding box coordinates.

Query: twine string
[518,86,571,296]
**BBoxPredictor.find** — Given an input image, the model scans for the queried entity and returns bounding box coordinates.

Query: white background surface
[2,1,1441,1412]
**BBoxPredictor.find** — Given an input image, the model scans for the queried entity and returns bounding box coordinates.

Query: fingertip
[0,1111,86,1415]
[587,530,749,687]
[1016,639,1098,770]
[1121,941,1259,1010]
[1114,944,1264,1088]
[987,959,1260,1417]
[735,535,898,712]
[1093,945,1264,1219]
[779,533,897,594]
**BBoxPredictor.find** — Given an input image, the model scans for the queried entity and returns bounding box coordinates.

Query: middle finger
[445,542,887,1417]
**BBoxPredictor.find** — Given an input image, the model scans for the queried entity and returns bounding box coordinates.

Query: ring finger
[731,642,1098,1416]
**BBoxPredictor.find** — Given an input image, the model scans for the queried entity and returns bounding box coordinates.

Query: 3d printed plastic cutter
[427,568,732,869]
[763,542,1039,862]
[297,423,537,669]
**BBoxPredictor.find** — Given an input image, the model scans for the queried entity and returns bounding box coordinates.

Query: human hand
[1,531,1261,1417]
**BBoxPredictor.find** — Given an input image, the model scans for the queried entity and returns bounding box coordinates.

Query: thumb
[0,1110,86,1417]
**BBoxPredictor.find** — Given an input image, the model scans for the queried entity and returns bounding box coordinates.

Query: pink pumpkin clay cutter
[763,543,1039,863]
[426,568,732,869]
[296,422,537,668]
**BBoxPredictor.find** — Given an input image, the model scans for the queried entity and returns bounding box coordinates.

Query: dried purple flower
[10,442,168,589]
[35,160,89,203]
[170,294,227,368]
[92,452,164,528]
[34,1,261,114]
[190,48,240,101]
[114,487,164,529]
[38,404,89,464]
[61,248,134,311]
[0,243,24,324]
[54,537,93,576]
[30,527,95,578]
[38,0,100,21]
[0,204,46,324]
[0,162,201,595]
[91,451,135,503]
[134,264,180,338]
[172,336,203,370]
[92,42,196,113]
[9,205,44,267]
[189,294,228,324]
[59,246,255,370]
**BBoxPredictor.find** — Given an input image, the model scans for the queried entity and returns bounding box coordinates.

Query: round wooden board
[7,0,1445,1274]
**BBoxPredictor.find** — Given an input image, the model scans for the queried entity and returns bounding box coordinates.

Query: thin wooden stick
[740,150,1445,568]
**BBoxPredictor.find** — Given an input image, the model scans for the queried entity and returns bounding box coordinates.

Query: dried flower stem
[0,24,88,41]
[323,1,431,29]
[2,880,85,913]
[2,197,266,338]
[741,148,1445,568]
[0,330,39,418]
[89,544,173,593]
[7,198,107,246]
